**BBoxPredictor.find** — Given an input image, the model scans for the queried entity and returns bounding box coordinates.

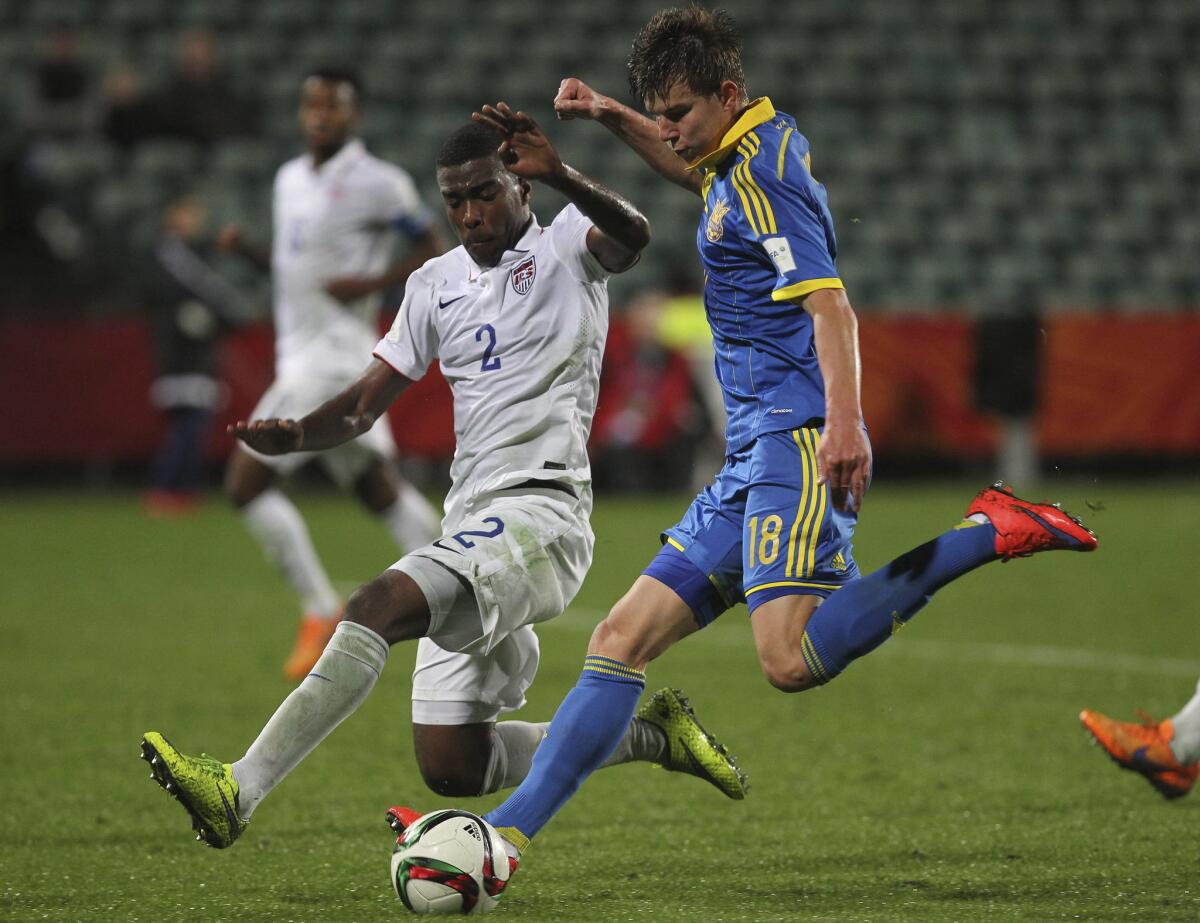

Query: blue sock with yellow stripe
[799,521,997,683]
[483,655,645,843]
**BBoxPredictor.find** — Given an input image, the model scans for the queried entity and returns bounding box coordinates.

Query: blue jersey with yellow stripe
[690,98,843,454]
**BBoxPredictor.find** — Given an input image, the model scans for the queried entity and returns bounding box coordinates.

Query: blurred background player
[142,193,242,516]
[1080,682,1200,799]
[141,114,744,851]
[217,67,444,680]
[465,7,1099,866]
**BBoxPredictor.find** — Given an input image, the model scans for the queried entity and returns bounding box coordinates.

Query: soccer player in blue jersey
[390,7,1099,871]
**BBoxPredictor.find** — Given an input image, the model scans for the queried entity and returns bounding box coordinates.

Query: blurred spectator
[16,24,97,141]
[156,29,259,146]
[142,194,243,515]
[592,291,710,492]
[101,64,166,150]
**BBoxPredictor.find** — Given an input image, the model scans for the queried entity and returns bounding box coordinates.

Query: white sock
[1169,679,1200,765]
[479,721,547,795]
[232,622,388,817]
[600,716,668,768]
[476,716,667,795]
[378,481,442,553]
[241,490,340,618]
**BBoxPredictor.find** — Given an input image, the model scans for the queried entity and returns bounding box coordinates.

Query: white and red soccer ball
[390,809,514,915]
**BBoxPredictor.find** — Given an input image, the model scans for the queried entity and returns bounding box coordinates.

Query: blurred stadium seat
[2,0,1197,312]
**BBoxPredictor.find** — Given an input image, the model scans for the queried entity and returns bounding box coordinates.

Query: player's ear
[517,177,532,204]
[719,79,742,113]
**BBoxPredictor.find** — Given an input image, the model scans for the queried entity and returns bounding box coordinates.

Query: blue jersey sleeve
[739,132,843,302]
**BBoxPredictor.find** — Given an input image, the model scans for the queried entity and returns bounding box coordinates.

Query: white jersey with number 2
[373,204,609,525]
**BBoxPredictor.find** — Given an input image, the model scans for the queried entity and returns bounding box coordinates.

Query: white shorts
[392,485,593,724]
[243,372,397,488]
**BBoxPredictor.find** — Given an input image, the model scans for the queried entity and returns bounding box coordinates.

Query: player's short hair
[303,66,364,105]
[436,123,503,169]
[627,6,746,106]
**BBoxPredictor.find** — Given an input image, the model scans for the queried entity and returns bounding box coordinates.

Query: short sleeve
[549,204,610,284]
[373,270,439,380]
[373,163,434,241]
[743,147,843,302]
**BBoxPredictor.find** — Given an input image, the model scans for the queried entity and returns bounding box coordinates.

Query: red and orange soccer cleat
[966,482,1098,560]
[282,612,341,681]
[386,805,425,841]
[1079,709,1198,800]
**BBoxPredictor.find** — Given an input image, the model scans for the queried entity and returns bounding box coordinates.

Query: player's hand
[553,77,612,122]
[215,223,244,253]
[472,102,565,183]
[816,422,872,513]
[228,418,304,455]
[325,276,377,303]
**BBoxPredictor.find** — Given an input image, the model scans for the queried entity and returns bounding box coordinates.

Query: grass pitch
[1,480,1197,922]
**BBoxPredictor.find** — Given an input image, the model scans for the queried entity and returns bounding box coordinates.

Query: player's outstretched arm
[473,102,650,273]
[553,77,701,196]
[228,359,411,455]
[801,287,872,513]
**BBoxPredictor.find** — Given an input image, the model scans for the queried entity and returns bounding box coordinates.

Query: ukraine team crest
[511,256,536,295]
[706,198,731,242]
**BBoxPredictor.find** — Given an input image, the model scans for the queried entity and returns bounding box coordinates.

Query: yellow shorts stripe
[793,429,825,577]
[802,429,827,576]
[785,428,813,578]
[745,579,842,595]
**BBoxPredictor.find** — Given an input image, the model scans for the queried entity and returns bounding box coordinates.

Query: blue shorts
[644,427,862,625]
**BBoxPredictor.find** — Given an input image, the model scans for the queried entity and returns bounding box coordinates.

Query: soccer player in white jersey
[141,109,748,850]
[217,67,445,680]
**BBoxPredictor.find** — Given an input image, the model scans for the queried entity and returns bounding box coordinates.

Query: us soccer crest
[706,199,731,242]
[511,256,536,295]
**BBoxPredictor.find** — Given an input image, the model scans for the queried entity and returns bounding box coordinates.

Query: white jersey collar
[467,214,544,277]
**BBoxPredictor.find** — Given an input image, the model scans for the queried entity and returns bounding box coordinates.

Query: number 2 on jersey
[475,324,502,372]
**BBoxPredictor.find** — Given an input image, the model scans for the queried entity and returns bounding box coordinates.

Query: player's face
[646,79,743,163]
[437,157,531,268]
[298,77,359,152]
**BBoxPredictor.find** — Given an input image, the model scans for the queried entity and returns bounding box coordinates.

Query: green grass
[2,481,1198,921]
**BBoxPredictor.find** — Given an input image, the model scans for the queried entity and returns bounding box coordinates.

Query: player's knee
[760,653,819,694]
[416,758,486,798]
[588,600,657,668]
[344,571,429,644]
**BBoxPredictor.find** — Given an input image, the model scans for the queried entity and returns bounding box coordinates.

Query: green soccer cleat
[636,688,749,800]
[141,731,247,849]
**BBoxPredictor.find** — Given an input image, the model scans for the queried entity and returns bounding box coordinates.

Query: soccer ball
[390,809,514,915]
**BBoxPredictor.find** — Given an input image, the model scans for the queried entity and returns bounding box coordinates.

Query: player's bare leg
[748,594,824,692]
[226,448,344,678]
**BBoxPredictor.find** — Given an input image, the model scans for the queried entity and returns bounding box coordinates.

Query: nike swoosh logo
[438,295,466,310]
[218,787,242,842]
[1129,745,1164,772]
